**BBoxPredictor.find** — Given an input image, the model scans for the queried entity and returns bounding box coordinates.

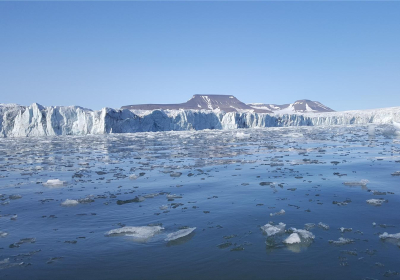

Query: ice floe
[343,179,369,187]
[61,199,79,206]
[318,222,330,230]
[105,226,164,240]
[270,209,285,217]
[339,227,352,233]
[42,179,66,187]
[283,233,301,244]
[165,227,196,242]
[236,132,251,139]
[290,228,315,241]
[329,237,354,245]
[261,222,286,236]
[129,174,139,180]
[379,232,400,240]
[366,198,387,206]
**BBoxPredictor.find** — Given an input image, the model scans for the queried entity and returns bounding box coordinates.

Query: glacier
[0,103,399,137]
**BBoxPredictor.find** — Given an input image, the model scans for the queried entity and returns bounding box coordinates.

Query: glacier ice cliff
[0,103,399,137]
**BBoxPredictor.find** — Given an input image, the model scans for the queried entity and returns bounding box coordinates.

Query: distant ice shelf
[0,103,399,137]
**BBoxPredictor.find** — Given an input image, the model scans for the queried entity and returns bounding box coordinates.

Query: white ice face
[1,102,399,137]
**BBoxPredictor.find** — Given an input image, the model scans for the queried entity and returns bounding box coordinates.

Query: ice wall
[0,103,399,137]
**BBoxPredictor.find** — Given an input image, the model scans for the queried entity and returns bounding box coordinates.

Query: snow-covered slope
[0,103,399,137]
[249,99,335,113]
[122,95,272,113]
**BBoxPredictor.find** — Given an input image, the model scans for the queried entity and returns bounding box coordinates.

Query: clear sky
[1,1,399,111]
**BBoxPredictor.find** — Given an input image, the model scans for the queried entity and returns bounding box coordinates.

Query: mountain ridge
[122,95,334,114]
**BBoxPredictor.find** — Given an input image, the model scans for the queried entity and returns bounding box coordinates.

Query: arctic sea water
[0,125,399,279]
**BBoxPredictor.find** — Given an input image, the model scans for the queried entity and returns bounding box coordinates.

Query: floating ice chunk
[78,197,95,204]
[294,229,315,240]
[170,172,182,178]
[379,232,400,240]
[340,227,352,233]
[43,179,66,187]
[270,209,285,217]
[0,231,8,238]
[117,196,145,204]
[371,190,386,195]
[129,174,138,180]
[318,222,330,230]
[236,132,251,139]
[329,237,354,245]
[61,199,79,206]
[304,223,315,230]
[261,222,286,236]
[165,227,196,242]
[159,205,168,210]
[283,233,301,244]
[9,194,22,200]
[105,226,164,239]
[288,228,315,241]
[167,194,182,199]
[343,179,369,186]
[143,193,159,198]
[366,198,387,206]
[9,237,36,248]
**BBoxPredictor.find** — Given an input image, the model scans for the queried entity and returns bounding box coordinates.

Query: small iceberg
[165,227,196,242]
[105,226,164,240]
[170,172,182,178]
[283,233,301,244]
[167,194,182,199]
[282,228,315,253]
[43,179,66,187]
[329,237,354,245]
[261,222,286,236]
[236,132,251,139]
[285,228,315,244]
[318,222,330,230]
[61,199,79,206]
[9,194,22,200]
[379,232,400,240]
[304,223,315,230]
[270,209,285,217]
[159,205,169,210]
[366,198,387,206]
[129,174,138,180]
[343,179,369,187]
[292,229,315,241]
[340,227,352,233]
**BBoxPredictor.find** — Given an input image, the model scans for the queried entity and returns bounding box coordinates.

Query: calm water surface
[0,125,399,280]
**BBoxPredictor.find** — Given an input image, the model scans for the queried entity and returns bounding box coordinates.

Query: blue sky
[1,1,399,111]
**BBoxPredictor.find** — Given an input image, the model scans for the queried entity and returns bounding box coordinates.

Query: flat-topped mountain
[121,94,272,113]
[248,99,335,114]
[122,95,334,114]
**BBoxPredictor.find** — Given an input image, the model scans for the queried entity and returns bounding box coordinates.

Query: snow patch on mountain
[249,99,335,114]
